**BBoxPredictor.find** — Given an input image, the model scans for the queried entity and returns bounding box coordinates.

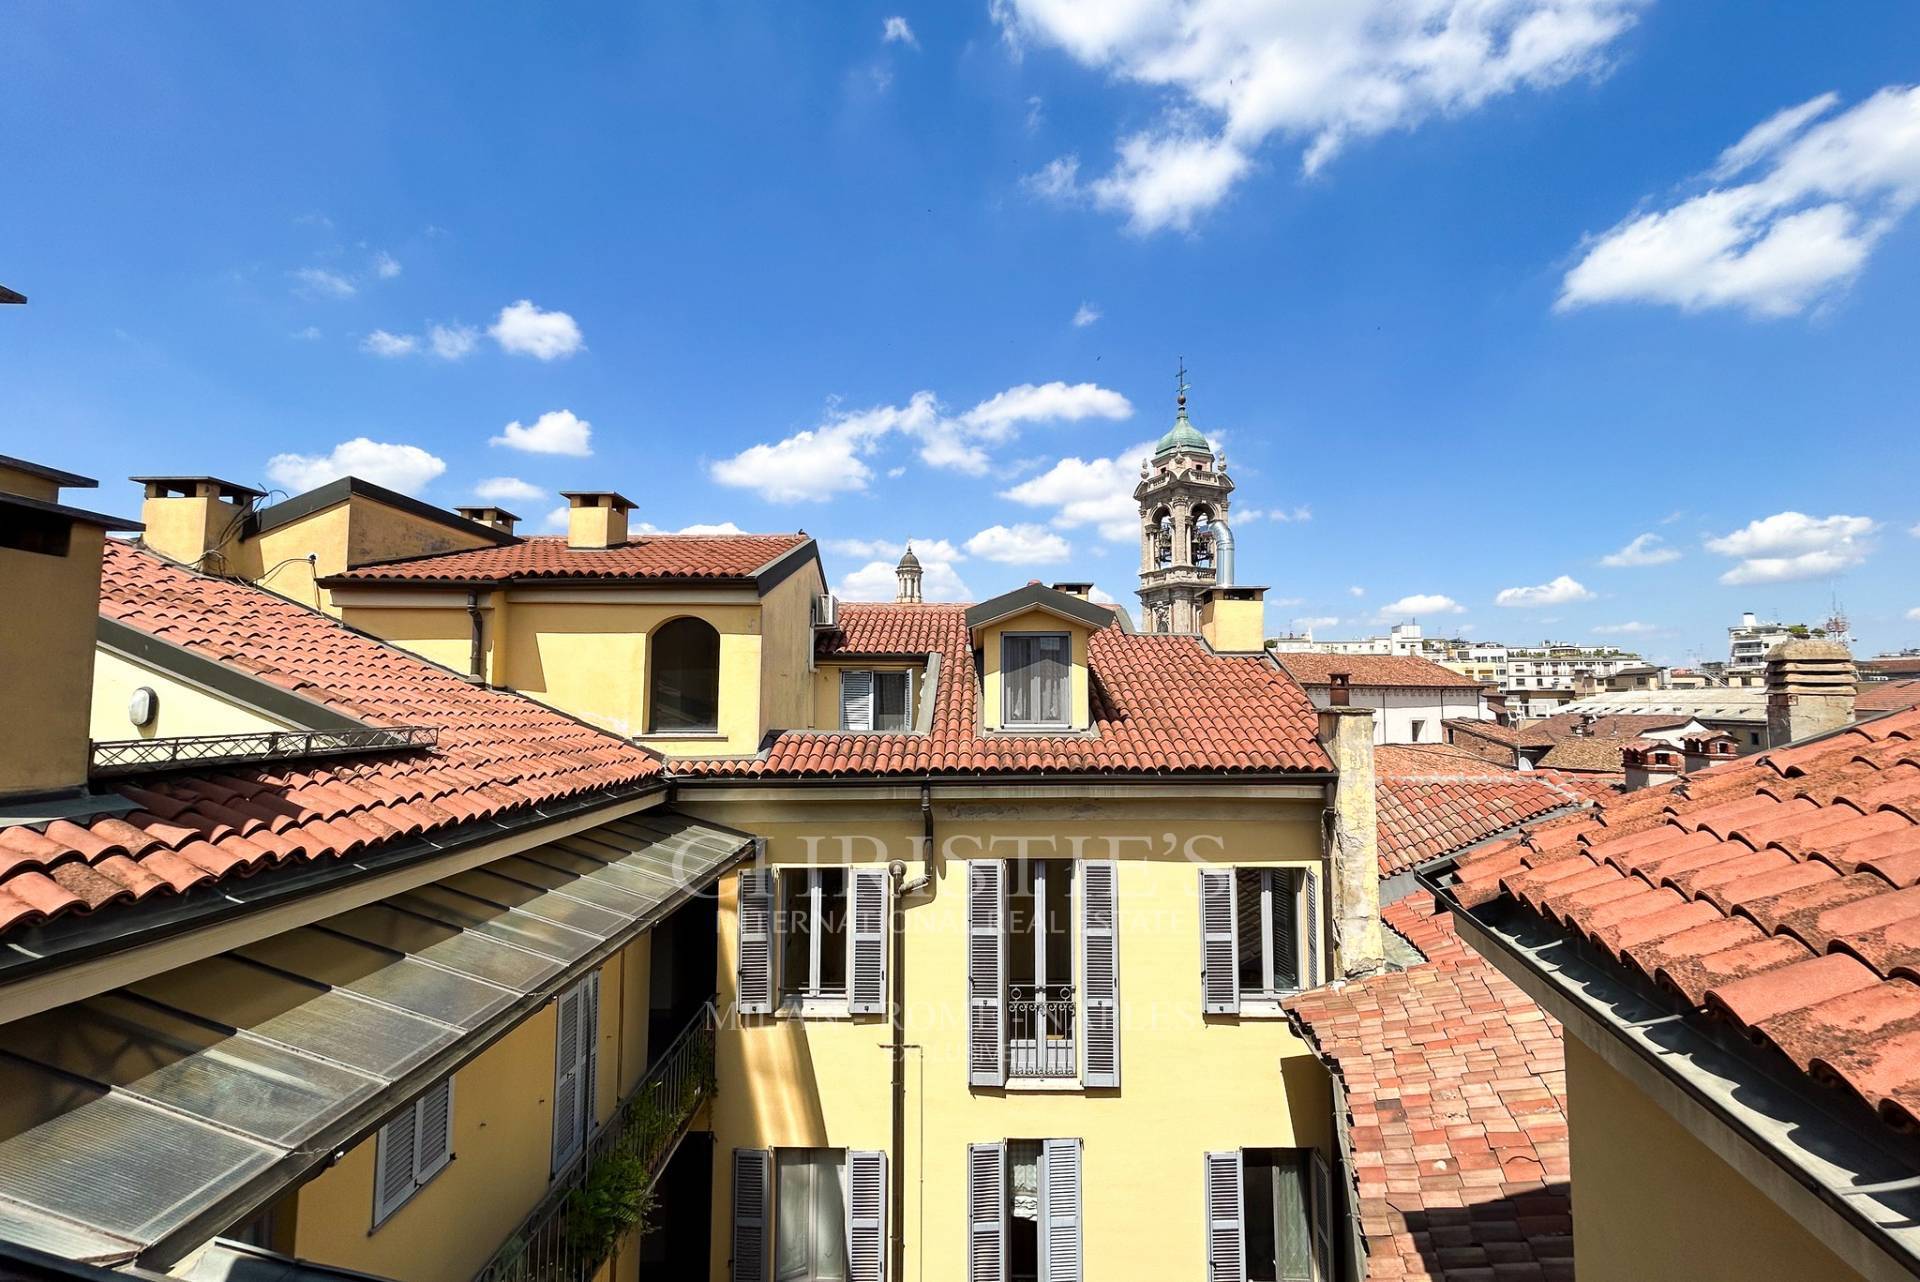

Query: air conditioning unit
[812,593,838,629]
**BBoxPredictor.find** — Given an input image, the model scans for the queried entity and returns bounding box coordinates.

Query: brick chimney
[132,476,266,571]
[1622,741,1683,792]
[561,491,633,550]
[1682,732,1738,775]
[456,505,520,535]
[0,456,141,801]
[1766,638,1855,746]
[1318,704,1384,979]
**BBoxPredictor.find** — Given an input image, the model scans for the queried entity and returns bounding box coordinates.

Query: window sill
[636,731,725,741]
[1235,996,1303,1019]
[1001,1076,1083,1092]
[777,997,852,1021]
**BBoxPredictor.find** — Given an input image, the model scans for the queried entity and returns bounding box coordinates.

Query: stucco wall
[1565,1034,1869,1282]
[1,523,104,796]
[688,794,1333,1282]
[1299,686,1485,744]
[89,646,297,741]
[758,560,823,735]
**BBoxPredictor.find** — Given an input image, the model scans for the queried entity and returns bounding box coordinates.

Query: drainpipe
[465,590,485,683]
[1214,520,1235,588]
[889,781,937,1282]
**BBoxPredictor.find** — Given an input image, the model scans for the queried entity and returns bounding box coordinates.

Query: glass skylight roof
[0,809,747,1266]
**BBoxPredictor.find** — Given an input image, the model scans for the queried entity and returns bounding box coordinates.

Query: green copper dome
[1155,408,1210,456]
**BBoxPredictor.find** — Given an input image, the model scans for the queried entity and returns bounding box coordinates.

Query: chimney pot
[129,474,265,570]
[560,491,634,550]
[457,505,520,535]
[1329,672,1351,706]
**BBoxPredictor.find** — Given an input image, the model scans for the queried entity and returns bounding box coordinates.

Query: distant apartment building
[1269,620,1436,657]
[1727,610,1845,674]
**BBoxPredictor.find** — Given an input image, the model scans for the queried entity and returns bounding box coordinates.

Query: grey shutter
[1079,860,1120,1088]
[1302,869,1322,989]
[967,861,1007,1087]
[967,1142,1006,1282]
[841,669,875,730]
[372,1102,419,1225]
[1271,871,1298,992]
[551,981,586,1172]
[850,868,889,1016]
[847,1148,887,1282]
[583,970,601,1137]
[1204,1151,1245,1282]
[1199,869,1239,1015]
[1309,1151,1333,1282]
[1039,1138,1083,1282]
[414,1078,454,1185]
[731,1148,771,1282]
[737,868,775,1016]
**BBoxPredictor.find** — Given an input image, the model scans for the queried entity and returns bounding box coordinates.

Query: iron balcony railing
[1008,981,1076,1078]
[474,1006,715,1282]
[90,725,438,776]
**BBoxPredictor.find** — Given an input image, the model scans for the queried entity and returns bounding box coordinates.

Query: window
[776,1149,849,1282]
[648,616,720,733]
[968,1138,1083,1282]
[1206,1149,1331,1282]
[1002,633,1070,727]
[551,973,599,1173]
[1409,718,1427,742]
[1203,868,1317,1014]
[839,669,912,731]
[372,1077,453,1226]
[779,868,849,1002]
[1235,869,1306,998]
[1006,860,1074,1079]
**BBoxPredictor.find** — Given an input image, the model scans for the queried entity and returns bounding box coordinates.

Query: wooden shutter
[737,868,775,1016]
[847,1148,887,1282]
[731,1147,771,1282]
[1272,871,1299,992]
[414,1078,454,1185]
[551,981,587,1172]
[850,868,889,1016]
[1309,1151,1333,1282]
[583,970,601,1134]
[841,669,874,731]
[967,861,1007,1087]
[1199,869,1239,1015]
[1204,1150,1245,1282]
[1039,1138,1083,1282]
[966,1142,1006,1282]
[372,1101,419,1225]
[1301,869,1322,989]
[1079,860,1120,1088]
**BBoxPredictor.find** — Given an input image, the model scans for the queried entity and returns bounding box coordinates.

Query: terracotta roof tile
[1288,896,1572,1281]
[326,532,811,584]
[1453,706,1920,1142]
[0,541,660,937]
[1275,653,1485,690]
[684,603,1332,779]
[1373,745,1610,876]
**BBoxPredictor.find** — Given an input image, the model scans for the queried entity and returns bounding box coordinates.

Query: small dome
[897,544,921,569]
[1155,409,1211,457]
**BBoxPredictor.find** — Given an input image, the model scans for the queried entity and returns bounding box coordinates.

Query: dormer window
[1002,633,1070,728]
[839,669,912,732]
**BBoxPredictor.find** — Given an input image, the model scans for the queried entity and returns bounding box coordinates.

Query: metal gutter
[1426,878,1920,1282]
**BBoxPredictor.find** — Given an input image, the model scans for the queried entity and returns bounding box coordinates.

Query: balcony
[474,1008,715,1282]
[1008,981,1076,1078]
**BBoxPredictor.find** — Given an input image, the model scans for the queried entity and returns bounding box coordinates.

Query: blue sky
[3,1,1918,665]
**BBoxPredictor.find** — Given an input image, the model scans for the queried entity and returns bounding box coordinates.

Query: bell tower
[1135,364,1234,634]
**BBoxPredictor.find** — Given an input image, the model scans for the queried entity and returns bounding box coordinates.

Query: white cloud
[1495,574,1595,607]
[491,409,594,457]
[474,476,546,503]
[428,323,479,361]
[1024,155,1082,201]
[1378,593,1465,618]
[1907,606,1920,622]
[998,0,1643,232]
[1909,522,1920,538]
[361,329,419,358]
[1072,302,1101,327]
[489,299,585,360]
[675,521,748,536]
[1600,532,1680,567]
[542,504,569,532]
[1002,440,1158,541]
[838,557,972,603]
[373,251,402,280]
[292,325,323,341]
[882,15,917,46]
[1705,511,1877,584]
[1026,96,1046,132]
[1592,621,1657,635]
[966,523,1072,564]
[1560,87,1920,316]
[1296,615,1342,631]
[713,394,937,502]
[1347,586,1365,598]
[267,438,446,496]
[826,536,964,562]
[293,267,355,299]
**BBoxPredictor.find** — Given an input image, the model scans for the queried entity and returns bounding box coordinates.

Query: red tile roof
[1288,896,1573,1281]
[1376,745,1610,876]
[1276,653,1485,690]
[1860,680,1920,716]
[325,532,812,584]
[1453,706,1920,1136]
[0,543,661,935]
[687,602,1332,778]
[1515,712,1688,749]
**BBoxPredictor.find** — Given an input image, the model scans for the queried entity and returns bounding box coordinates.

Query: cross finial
[1176,357,1189,412]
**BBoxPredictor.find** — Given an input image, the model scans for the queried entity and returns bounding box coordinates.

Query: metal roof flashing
[1428,875,1920,1282]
